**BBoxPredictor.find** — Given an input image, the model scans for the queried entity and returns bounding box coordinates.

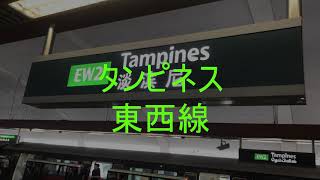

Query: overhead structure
[0,0,221,44]
[9,0,110,19]
[0,0,309,140]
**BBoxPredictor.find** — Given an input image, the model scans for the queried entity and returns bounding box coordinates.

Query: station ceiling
[0,0,220,44]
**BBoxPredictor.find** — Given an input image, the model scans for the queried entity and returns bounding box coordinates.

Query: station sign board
[23,19,305,108]
[239,149,316,168]
[0,134,18,145]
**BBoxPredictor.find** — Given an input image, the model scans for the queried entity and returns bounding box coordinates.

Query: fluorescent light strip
[9,0,108,19]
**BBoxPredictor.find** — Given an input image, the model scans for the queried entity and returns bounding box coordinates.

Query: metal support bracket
[312,140,315,153]
[42,24,56,56]
[288,0,301,19]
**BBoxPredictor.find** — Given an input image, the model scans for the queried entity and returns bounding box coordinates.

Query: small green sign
[0,134,17,144]
[67,62,111,87]
[254,153,269,161]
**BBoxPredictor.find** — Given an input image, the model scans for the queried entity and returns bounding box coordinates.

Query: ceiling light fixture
[9,0,109,19]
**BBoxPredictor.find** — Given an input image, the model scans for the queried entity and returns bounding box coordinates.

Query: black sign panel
[23,22,305,108]
[239,149,316,168]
